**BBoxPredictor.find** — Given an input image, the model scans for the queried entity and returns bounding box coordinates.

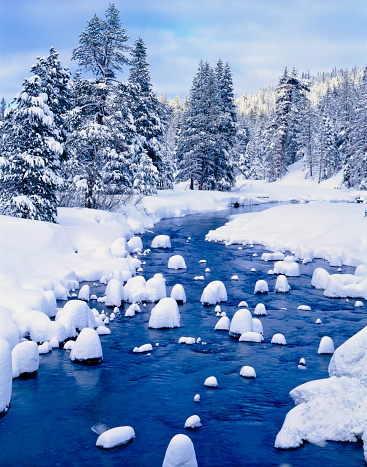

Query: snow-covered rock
[63,340,75,350]
[128,236,143,253]
[261,252,285,262]
[238,301,248,308]
[252,318,263,334]
[78,284,90,301]
[110,237,128,257]
[96,426,135,449]
[0,306,19,350]
[275,275,290,293]
[254,303,267,316]
[170,284,186,304]
[151,235,171,249]
[254,280,268,294]
[145,274,167,302]
[271,333,287,345]
[239,331,263,343]
[70,328,103,363]
[204,376,218,388]
[297,305,311,311]
[124,276,146,303]
[274,260,300,277]
[0,338,12,417]
[316,318,322,324]
[229,309,253,337]
[318,336,334,354]
[12,341,39,378]
[56,300,96,338]
[311,268,330,289]
[194,394,200,403]
[240,365,256,378]
[214,316,230,331]
[104,279,125,307]
[96,326,111,335]
[148,297,180,329]
[185,415,202,429]
[231,275,239,280]
[133,343,153,353]
[168,255,187,269]
[162,434,197,467]
[178,337,196,345]
[200,281,227,305]
[355,300,364,307]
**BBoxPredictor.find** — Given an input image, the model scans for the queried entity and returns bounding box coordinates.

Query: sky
[1,0,366,103]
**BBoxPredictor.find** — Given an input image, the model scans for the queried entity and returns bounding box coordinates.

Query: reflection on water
[0,204,365,467]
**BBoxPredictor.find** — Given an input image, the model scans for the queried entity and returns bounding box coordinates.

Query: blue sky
[1,0,366,103]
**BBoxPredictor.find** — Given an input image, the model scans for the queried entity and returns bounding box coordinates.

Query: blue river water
[0,204,366,466]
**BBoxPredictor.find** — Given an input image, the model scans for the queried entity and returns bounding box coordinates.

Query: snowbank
[12,341,39,378]
[0,338,12,417]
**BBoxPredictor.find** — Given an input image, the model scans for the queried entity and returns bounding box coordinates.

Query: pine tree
[351,66,367,188]
[0,76,62,221]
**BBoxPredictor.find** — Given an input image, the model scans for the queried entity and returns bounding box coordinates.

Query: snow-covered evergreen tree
[353,66,367,188]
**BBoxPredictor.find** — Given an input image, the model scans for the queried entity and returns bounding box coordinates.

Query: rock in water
[162,434,198,467]
[96,426,135,449]
[70,328,103,364]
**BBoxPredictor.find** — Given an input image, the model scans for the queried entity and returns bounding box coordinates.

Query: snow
[148,297,180,329]
[355,301,364,307]
[204,376,218,388]
[254,303,267,316]
[12,341,39,378]
[214,316,230,331]
[96,426,135,449]
[151,235,171,249]
[78,284,90,301]
[128,236,143,252]
[229,309,253,337]
[0,338,12,416]
[239,331,264,343]
[178,337,196,345]
[238,301,248,308]
[170,284,186,304]
[0,306,19,350]
[240,366,256,378]
[254,280,268,294]
[273,260,300,277]
[168,255,187,269]
[297,305,311,311]
[162,434,198,467]
[185,415,202,429]
[56,300,96,338]
[318,336,335,354]
[200,281,227,305]
[275,275,290,293]
[252,318,263,334]
[271,333,287,345]
[70,328,103,363]
[96,326,111,335]
[133,343,153,353]
[104,279,126,307]
[194,394,200,403]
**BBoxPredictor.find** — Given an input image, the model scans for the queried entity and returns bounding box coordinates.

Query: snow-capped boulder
[148,297,180,329]
[231,275,239,281]
[252,318,263,334]
[145,274,167,302]
[254,303,267,316]
[311,268,330,289]
[275,275,290,293]
[63,340,75,350]
[56,300,96,338]
[151,235,171,249]
[261,252,285,261]
[214,316,230,331]
[12,341,39,378]
[168,255,187,269]
[294,246,313,261]
[0,306,19,350]
[194,394,200,403]
[240,366,256,378]
[185,415,202,429]
[128,236,143,253]
[329,254,342,267]
[171,284,186,304]
[355,301,364,307]
[70,328,103,364]
[271,333,287,345]
[178,337,196,345]
[124,276,146,303]
[0,338,12,417]
[254,280,268,294]
[274,261,300,277]
[78,284,90,301]
[110,237,128,257]
[297,305,311,311]
[133,343,153,353]
[162,434,197,467]
[239,331,263,343]
[238,301,248,308]
[14,310,51,344]
[47,320,67,345]
[204,376,218,388]
[200,281,227,305]
[96,326,111,335]
[229,309,253,337]
[96,426,135,449]
[318,336,334,354]
[104,279,125,307]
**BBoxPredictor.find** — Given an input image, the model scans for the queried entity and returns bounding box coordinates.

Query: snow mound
[261,252,285,262]
[238,301,248,308]
[254,280,268,294]
[275,275,290,293]
[56,300,96,338]
[273,260,300,277]
[0,338,12,417]
[162,434,198,467]
[254,303,267,316]
[170,284,186,304]
[240,365,256,378]
[271,333,287,345]
[12,341,39,378]
[214,316,230,331]
[128,236,143,253]
[200,281,227,305]
[252,318,263,334]
[104,279,125,307]
[204,376,218,388]
[239,331,263,343]
[311,268,330,289]
[70,328,102,363]
[133,343,153,353]
[318,336,334,354]
[229,309,253,337]
[0,306,19,350]
[355,300,364,307]
[96,426,135,449]
[151,235,171,249]
[148,297,180,329]
[78,284,90,301]
[97,326,111,335]
[297,305,311,311]
[145,274,167,302]
[178,337,196,345]
[110,237,128,257]
[168,255,187,269]
[185,415,202,429]
[231,275,239,280]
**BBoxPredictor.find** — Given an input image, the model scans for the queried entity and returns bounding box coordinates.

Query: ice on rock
[273,260,300,277]
[0,338,12,417]
[239,332,264,343]
[168,255,187,269]
[162,434,198,467]
[200,281,227,305]
[355,301,364,307]
[275,275,290,293]
[128,236,143,253]
[104,279,125,307]
[231,275,239,280]
[97,326,111,335]
[238,301,248,308]
[133,343,153,353]
[214,316,230,331]
[110,237,128,257]
[194,394,200,403]
[311,268,330,289]
[56,300,96,338]
[261,252,285,261]
[12,341,39,378]
[70,328,103,364]
[96,426,135,449]
[254,280,268,294]
[148,297,180,329]
[78,285,90,301]
[204,376,218,388]
[0,306,19,350]
[240,366,256,378]
[254,303,267,316]
[318,336,334,354]
[271,333,287,345]
[252,318,263,334]
[151,235,171,249]
[297,305,311,311]
[229,309,253,337]
[178,337,196,345]
[185,415,202,429]
[171,284,186,304]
